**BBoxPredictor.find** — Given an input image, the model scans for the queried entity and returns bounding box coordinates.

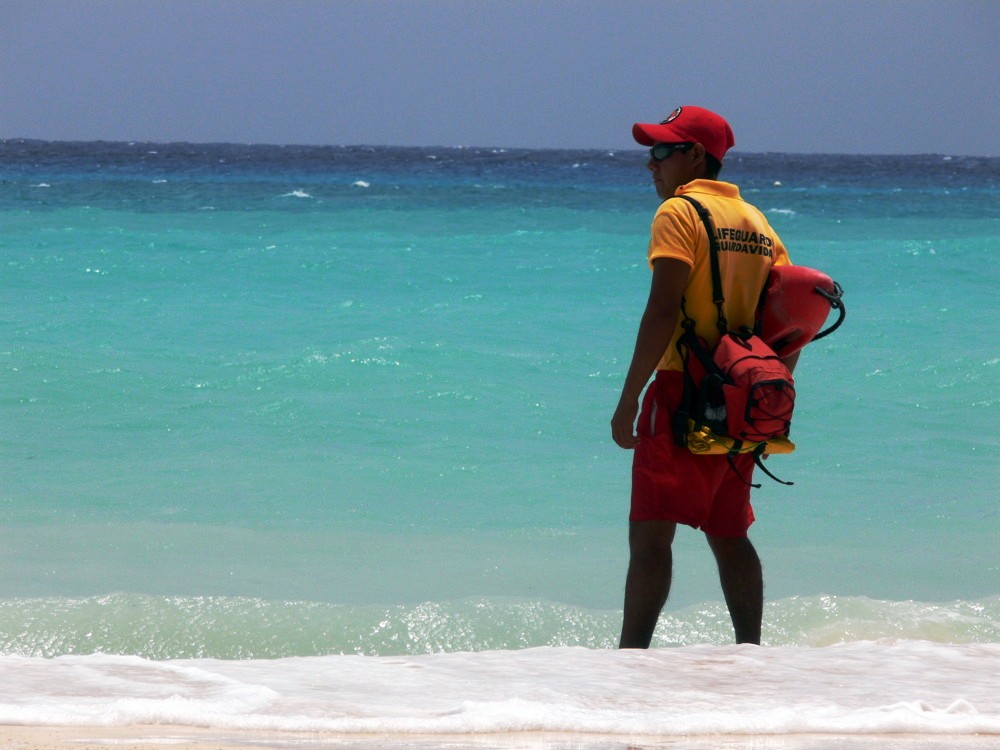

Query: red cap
[632,106,735,162]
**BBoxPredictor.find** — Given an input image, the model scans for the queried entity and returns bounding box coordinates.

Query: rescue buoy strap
[810,281,846,343]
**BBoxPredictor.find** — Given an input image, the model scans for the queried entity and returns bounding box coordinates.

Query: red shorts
[631,370,756,537]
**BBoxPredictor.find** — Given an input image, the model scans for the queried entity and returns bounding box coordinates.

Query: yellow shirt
[648,179,791,371]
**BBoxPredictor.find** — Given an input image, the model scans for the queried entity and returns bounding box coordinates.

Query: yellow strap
[685,422,795,455]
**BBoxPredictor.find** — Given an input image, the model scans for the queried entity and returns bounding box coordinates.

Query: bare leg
[620,520,676,649]
[706,533,763,644]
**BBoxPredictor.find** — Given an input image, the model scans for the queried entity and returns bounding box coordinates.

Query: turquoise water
[1,141,998,656]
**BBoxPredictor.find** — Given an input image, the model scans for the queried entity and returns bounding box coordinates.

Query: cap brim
[632,122,681,146]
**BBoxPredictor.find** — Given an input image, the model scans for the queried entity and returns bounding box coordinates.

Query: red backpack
[712,331,796,444]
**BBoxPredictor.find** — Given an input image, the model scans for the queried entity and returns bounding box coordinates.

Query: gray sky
[2,0,997,155]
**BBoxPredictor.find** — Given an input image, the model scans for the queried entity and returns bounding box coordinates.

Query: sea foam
[0,642,997,736]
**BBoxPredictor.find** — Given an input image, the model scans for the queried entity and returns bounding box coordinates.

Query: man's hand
[611,397,640,449]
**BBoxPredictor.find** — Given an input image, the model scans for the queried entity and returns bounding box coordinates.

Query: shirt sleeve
[647,201,701,270]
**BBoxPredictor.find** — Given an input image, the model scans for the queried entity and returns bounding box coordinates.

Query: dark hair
[704,154,723,179]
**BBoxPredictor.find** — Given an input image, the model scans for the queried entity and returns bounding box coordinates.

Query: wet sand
[1,726,996,750]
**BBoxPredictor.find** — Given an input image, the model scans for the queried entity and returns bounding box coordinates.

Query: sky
[1,0,997,155]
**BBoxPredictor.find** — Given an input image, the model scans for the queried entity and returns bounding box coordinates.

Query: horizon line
[1,136,995,160]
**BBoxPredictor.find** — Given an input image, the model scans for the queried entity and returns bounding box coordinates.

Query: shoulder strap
[675,195,728,334]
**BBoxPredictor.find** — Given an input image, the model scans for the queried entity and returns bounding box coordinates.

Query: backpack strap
[725,445,795,488]
[672,195,729,447]
[751,445,794,486]
[676,195,728,335]
[670,194,730,446]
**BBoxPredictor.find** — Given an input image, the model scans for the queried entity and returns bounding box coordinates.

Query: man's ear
[688,142,707,170]
[681,142,709,179]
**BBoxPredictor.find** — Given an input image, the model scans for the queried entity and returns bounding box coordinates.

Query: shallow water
[1,140,997,738]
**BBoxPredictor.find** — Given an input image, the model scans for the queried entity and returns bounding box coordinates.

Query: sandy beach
[1,726,997,750]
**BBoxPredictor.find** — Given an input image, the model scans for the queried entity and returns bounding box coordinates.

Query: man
[610,106,797,648]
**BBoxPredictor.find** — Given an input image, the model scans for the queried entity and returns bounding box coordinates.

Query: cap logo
[660,107,682,125]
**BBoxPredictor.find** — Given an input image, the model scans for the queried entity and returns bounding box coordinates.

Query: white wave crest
[0,641,997,737]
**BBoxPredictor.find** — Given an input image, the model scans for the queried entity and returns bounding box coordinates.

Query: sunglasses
[649,142,694,161]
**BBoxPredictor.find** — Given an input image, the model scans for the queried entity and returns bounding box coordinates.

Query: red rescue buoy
[758,265,845,356]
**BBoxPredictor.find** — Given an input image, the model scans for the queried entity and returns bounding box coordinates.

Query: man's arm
[611,257,691,449]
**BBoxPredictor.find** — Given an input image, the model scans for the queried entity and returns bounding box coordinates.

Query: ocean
[1,139,998,744]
